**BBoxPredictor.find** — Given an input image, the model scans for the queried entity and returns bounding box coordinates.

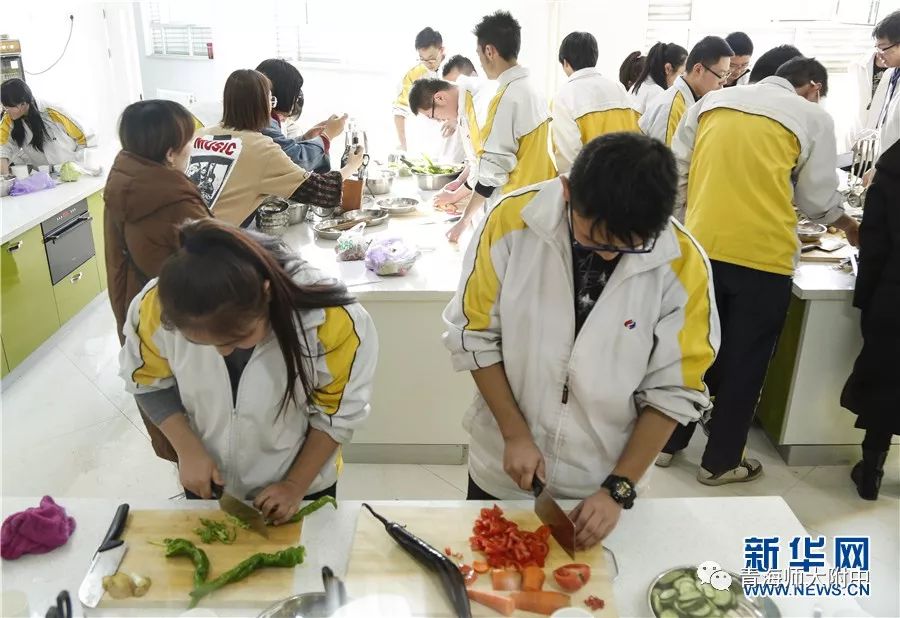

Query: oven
[41,199,95,285]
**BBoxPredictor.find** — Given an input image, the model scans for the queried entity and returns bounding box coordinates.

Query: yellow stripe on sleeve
[669,227,716,391]
[464,91,483,154]
[574,108,641,144]
[0,114,11,146]
[314,306,361,416]
[665,91,687,147]
[131,286,174,386]
[477,84,511,156]
[46,108,87,147]
[504,120,556,194]
[461,190,536,332]
[394,64,430,110]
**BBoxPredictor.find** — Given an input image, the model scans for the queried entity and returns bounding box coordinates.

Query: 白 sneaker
[655,452,675,468]
[697,458,763,486]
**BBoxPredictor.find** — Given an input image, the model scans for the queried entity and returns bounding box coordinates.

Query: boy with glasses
[873,10,900,156]
[723,32,754,87]
[640,36,734,147]
[443,133,719,547]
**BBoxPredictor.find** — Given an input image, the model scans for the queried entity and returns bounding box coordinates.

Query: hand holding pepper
[254,479,306,525]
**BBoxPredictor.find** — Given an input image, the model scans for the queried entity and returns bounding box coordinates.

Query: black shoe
[851,449,888,500]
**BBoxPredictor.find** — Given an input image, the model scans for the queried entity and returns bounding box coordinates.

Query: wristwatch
[601,474,636,509]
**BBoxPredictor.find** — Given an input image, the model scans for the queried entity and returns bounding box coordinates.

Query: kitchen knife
[532,477,576,559]
[77,503,130,608]
[218,491,270,539]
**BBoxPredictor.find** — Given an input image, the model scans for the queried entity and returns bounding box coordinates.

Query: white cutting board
[345,505,618,617]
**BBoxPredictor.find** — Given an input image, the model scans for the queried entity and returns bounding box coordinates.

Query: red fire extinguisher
[206,42,214,59]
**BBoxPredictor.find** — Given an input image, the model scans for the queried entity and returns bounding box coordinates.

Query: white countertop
[0,496,869,618]
[792,263,856,301]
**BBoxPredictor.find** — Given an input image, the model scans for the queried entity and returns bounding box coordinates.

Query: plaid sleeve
[291,170,344,209]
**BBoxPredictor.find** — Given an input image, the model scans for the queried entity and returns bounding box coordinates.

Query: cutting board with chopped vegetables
[345,505,618,617]
[100,509,302,608]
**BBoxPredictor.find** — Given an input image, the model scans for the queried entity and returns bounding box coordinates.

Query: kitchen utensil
[796,222,827,243]
[365,170,396,196]
[647,566,780,618]
[257,566,348,618]
[256,199,290,236]
[218,491,270,539]
[532,477,576,560]
[287,201,311,225]
[344,208,388,227]
[341,178,364,212]
[78,503,130,608]
[362,504,472,618]
[345,505,618,617]
[10,165,29,180]
[377,197,419,215]
[314,219,354,240]
[413,170,462,191]
[44,591,72,618]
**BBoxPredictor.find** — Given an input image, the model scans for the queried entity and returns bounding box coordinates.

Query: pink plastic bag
[9,171,58,196]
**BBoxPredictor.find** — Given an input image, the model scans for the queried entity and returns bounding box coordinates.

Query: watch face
[615,480,631,497]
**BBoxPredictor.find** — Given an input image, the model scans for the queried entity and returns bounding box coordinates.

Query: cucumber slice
[676,598,705,614]
[674,577,695,590]
[679,589,703,602]
[660,589,679,603]
[712,589,734,608]
[653,590,664,616]
[701,583,717,599]
[691,602,713,617]
[659,570,687,586]
[659,610,679,618]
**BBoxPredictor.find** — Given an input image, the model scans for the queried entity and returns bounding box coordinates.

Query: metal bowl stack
[413,169,462,191]
[256,197,290,236]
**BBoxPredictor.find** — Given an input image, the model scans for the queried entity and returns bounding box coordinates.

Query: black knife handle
[532,476,545,498]
[98,503,129,552]
[211,483,224,500]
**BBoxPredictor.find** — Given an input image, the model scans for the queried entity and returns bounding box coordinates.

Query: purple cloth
[9,171,57,196]
[1,496,76,560]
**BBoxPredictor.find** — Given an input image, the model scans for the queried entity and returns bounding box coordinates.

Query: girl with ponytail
[119,218,377,523]
[630,42,688,113]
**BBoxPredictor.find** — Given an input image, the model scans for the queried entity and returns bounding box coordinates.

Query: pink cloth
[1,496,76,560]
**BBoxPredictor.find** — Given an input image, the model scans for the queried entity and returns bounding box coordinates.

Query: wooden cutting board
[100,509,302,609]
[345,506,618,617]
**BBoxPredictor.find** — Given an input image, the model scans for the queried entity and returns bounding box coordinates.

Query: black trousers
[185,483,337,501]
[664,260,792,474]
[467,475,500,501]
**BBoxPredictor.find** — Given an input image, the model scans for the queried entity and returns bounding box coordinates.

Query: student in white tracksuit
[444,133,719,548]
[628,42,687,114]
[447,11,556,243]
[640,36,735,147]
[552,32,640,173]
[119,219,377,523]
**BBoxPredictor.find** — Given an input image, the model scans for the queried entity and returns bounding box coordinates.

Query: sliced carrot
[511,590,571,615]
[521,565,545,592]
[473,560,490,574]
[467,589,515,616]
[491,568,522,591]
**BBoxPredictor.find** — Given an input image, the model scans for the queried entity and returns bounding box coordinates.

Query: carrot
[473,560,490,574]
[521,565,545,592]
[467,589,515,616]
[511,591,571,615]
[491,568,522,591]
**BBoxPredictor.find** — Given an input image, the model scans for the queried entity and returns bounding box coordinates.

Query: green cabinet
[1,226,61,368]
[87,191,107,290]
[1,337,8,378]
[53,256,102,325]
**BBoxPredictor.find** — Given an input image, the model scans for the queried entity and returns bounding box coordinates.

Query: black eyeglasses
[430,96,436,120]
[877,41,899,53]
[702,64,732,81]
[566,203,657,254]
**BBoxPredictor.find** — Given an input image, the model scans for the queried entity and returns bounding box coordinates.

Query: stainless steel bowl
[376,197,419,215]
[313,219,349,240]
[413,170,462,191]
[287,201,311,225]
[258,592,334,618]
[256,200,290,236]
[797,222,827,243]
[364,170,397,196]
[344,208,388,227]
[648,566,780,618]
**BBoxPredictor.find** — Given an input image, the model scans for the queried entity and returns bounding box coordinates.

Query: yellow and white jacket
[393,64,435,118]
[455,74,495,188]
[631,76,665,114]
[551,68,641,173]
[476,65,556,203]
[672,76,846,277]
[0,100,96,166]
[443,179,719,499]
[640,76,697,146]
[119,264,378,500]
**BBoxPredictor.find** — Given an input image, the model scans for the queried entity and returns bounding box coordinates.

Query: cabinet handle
[70,272,83,284]
[6,241,23,253]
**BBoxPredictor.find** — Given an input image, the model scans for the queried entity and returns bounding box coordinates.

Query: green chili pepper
[226,514,250,530]
[284,496,337,524]
[157,538,210,588]
[194,518,237,544]
[187,546,306,608]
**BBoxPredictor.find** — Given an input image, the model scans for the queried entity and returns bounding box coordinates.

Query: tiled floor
[2,297,898,615]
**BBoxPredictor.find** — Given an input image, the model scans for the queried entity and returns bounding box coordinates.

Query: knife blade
[78,503,130,608]
[218,491,269,538]
[532,477,576,559]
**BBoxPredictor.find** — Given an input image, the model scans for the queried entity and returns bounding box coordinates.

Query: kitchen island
[0,496,870,617]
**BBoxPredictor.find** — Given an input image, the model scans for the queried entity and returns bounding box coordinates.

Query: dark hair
[473,11,521,61]
[873,9,900,42]
[256,59,304,118]
[748,45,802,83]
[725,32,754,56]
[569,133,676,245]
[118,100,196,163]
[558,32,599,72]
[775,56,829,97]
[686,36,734,72]
[631,42,688,94]
[619,51,645,90]
[408,78,452,116]
[158,218,354,415]
[442,55,477,78]
[415,27,442,50]
[221,69,272,132]
[1,78,50,152]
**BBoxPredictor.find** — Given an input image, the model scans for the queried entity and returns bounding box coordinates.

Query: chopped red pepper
[469,504,552,569]
[584,595,605,611]
[459,564,478,586]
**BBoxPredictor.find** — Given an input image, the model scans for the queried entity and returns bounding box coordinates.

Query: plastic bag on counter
[8,171,57,196]
[364,236,420,276]
[335,222,371,261]
[58,162,82,182]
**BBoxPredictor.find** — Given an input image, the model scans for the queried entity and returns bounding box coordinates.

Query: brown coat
[104,151,210,341]
[103,151,210,462]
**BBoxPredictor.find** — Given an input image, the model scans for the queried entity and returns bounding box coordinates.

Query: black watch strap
[602,474,636,509]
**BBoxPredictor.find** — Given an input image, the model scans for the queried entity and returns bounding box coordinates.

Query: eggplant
[362,504,472,618]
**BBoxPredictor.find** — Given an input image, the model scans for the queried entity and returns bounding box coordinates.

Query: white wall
[3,2,142,149]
